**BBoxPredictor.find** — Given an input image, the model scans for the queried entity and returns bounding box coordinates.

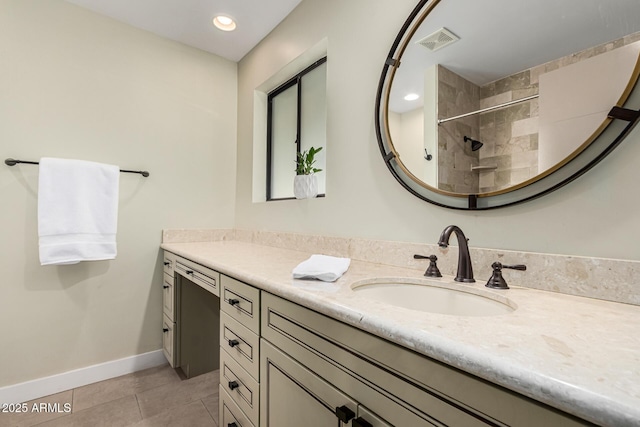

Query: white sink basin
[351,278,516,317]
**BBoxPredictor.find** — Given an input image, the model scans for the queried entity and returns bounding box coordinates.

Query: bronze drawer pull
[335,406,355,423]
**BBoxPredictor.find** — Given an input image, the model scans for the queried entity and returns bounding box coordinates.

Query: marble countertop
[161,240,640,427]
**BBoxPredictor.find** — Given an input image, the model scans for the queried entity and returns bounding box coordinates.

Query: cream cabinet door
[261,340,357,427]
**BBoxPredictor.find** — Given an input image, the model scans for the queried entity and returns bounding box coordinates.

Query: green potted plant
[294,146,323,199]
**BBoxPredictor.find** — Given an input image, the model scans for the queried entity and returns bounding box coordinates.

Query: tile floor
[0,364,219,427]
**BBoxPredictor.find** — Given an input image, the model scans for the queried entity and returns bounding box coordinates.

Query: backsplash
[162,228,639,306]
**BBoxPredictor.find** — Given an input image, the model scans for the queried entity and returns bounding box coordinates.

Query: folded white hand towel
[38,157,120,266]
[292,254,351,282]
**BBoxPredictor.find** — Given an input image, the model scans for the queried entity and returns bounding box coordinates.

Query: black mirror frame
[375,0,640,210]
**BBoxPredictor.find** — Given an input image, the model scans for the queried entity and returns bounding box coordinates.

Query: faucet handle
[485,262,526,289]
[413,254,442,278]
[503,264,527,271]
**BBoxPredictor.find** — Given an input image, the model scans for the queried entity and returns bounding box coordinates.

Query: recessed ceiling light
[404,93,420,101]
[213,15,236,32]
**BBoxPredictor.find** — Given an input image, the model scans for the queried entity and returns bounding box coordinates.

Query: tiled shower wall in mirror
[436,30,640,193]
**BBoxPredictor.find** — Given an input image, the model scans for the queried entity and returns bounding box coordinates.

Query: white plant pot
[294,174,318,199]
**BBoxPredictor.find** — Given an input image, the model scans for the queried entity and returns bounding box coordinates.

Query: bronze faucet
[438,225,474,283]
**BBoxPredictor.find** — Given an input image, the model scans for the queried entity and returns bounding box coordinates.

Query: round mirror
[376,0,640,209]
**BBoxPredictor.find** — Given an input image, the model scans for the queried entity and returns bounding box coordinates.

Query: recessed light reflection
[213,15,237,31]
[404,93,420,101]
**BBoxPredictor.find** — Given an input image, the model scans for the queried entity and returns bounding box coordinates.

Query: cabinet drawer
[175,257,219,297]
[162,314,176,368]
[220,386,256,427]
[221,348,259,426]
[221,275,260,333]
[163,273,175,321]
[221,311,260,381]
[163,251,176,277]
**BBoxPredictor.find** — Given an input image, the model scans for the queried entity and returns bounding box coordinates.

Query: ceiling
[62,0,640,112]
[65,0,303,62]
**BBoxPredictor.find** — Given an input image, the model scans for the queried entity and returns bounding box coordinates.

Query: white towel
[292,254,351,282]
[38,157,120,265]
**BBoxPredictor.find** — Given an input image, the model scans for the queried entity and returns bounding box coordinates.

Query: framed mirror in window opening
[267,57,327,201]
[375,0,640,210]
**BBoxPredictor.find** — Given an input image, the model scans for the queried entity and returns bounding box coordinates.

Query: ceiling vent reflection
[416,27,460,52]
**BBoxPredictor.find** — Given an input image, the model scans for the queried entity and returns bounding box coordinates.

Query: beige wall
[235,0,640,261]
[0,0,237,387]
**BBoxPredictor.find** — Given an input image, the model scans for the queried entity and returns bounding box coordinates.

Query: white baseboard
[0,350,167,404]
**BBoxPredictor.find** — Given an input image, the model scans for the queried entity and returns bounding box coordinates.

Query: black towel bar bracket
[5,158,149,177]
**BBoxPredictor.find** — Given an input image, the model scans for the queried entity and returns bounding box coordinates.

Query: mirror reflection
[388,0,640,195]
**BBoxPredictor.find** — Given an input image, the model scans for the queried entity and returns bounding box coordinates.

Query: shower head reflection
[464,136,483,151]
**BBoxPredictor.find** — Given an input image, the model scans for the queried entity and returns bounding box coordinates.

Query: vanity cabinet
[260,292,591,427]
[160,252,595,426]
[219,274,262,427]
[162,251,177,367]
[162,250,220,377]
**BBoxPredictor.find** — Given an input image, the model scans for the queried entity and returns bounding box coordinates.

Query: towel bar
[5,158,150,177]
